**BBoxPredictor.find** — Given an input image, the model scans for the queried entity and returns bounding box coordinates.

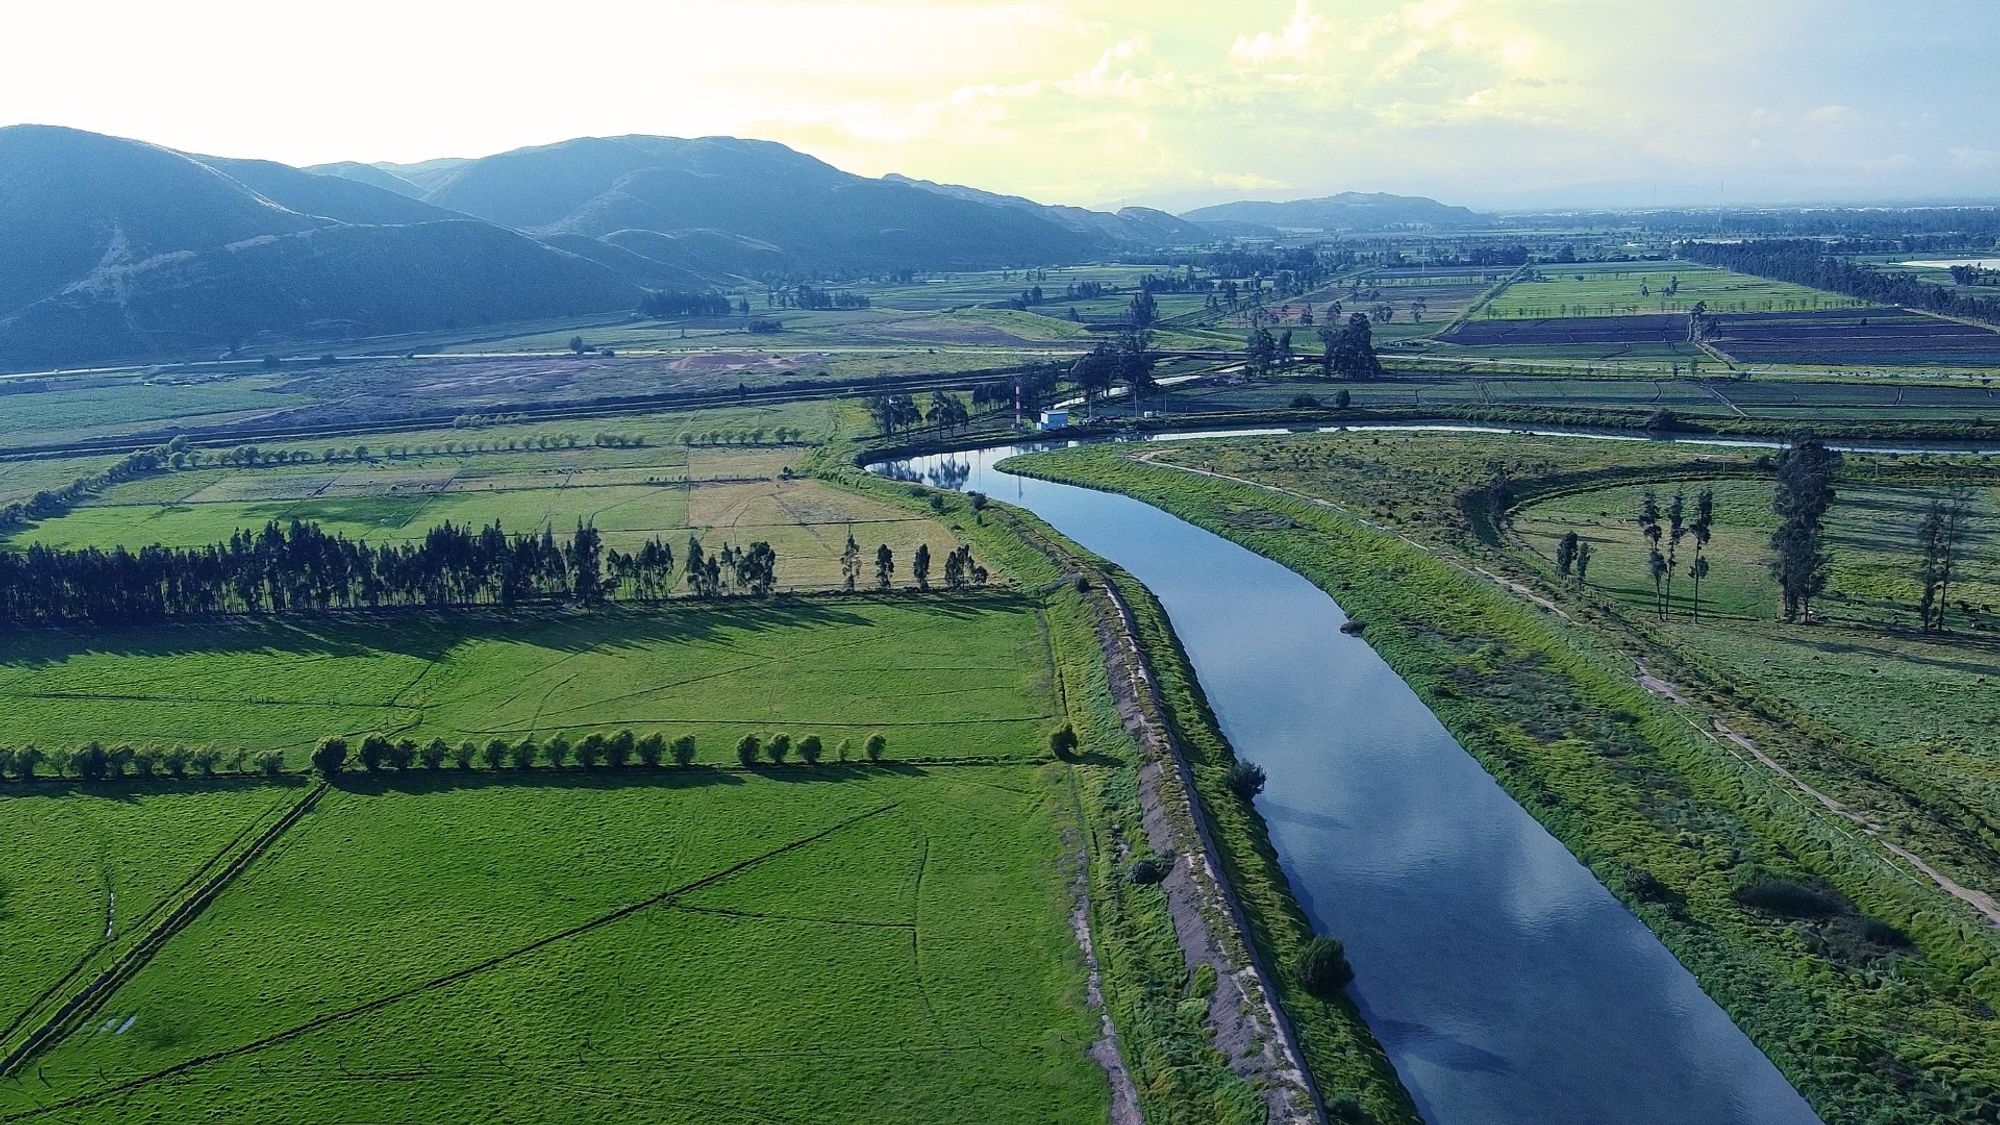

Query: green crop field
[1481,260,1865,319]
[0,767,1104,1123]
[0,375,311,446]
[0,596,1057,763]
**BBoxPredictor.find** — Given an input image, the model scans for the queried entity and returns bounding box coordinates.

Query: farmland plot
[0,597,1057,763]
[1705,307,2000,366]
[0,769,1105,1123]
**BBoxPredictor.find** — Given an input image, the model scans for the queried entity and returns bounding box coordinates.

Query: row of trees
[0,510,983,623]
[1244,314,1382,379]
[1636,487,1717,619]
[0,742,286,781]
[838,533,987,592]
[0,729,905,784]
[0,440,177,535]
[1069,332,1156,416]
[683,538,777,598]
[767,285,869,310]
[314,729,888,777]
[727,732,887,768]
[0,519,678,624]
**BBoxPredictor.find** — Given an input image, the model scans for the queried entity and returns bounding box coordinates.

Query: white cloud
[1231,1,1327,63]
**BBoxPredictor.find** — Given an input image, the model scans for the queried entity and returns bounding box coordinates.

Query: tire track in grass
[0,797,286,1051]
[664,903,915,930]
[0,801,900,1122]
[0,783,328,1082]
[906,834,953,1047]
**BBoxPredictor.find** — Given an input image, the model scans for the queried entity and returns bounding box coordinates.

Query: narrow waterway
[876,435,1822,1125]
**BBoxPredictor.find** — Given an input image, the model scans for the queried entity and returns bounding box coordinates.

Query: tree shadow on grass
[1760,628,2000,678]
[0,598,974,669]
[330,760,942,798]
[2,760,988,803]
[0,774,313,805]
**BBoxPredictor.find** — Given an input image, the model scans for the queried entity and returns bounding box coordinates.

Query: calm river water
[876,433,1822,1125]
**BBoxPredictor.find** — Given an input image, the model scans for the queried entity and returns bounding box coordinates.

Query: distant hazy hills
[1182,192,1482,231]
[367,136,1114,276]
[0,124,1481,367]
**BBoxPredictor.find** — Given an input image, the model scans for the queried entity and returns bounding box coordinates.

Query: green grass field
[0,785,299,1041]
[0,768,1105,1123]
[1481,260,1866,319]
[0,454,125,507]
[0,596,1058,763]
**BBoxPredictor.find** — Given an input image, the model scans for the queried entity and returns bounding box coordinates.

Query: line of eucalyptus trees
[0,519,677,625]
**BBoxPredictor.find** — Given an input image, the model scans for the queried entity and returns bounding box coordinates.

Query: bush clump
[1048,723,1080,760]
[1127,854,1171,884]
[1225,759,1267,800]
[1296,935,1355,997]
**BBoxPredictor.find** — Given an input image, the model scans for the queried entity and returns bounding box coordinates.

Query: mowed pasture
[7,445,966,592]
[0,768,1106,1123]
[1479,260,1863,319]
[0,596,1058,763]
[0,785,300,1045]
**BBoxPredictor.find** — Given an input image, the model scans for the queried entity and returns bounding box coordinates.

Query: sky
[6,0,1999,212]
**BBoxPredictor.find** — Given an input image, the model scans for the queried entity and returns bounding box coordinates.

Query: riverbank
[831,462,1420,1123]
[1000,442,2000,1124]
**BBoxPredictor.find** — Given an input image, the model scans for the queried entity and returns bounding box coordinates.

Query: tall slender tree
[1638,489,1665,617]
[875,544,894,590]
[841,531,862,593]
[1687,488,1714,619]
[1770,435,1840,623]
[1664,489,1688,616]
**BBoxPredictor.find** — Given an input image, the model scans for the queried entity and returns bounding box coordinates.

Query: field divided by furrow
[0,768,1103,1124]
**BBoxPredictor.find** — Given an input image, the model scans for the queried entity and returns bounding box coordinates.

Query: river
[874,430,1823,1125]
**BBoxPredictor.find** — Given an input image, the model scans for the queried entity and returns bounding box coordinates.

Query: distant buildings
[1038,409,1070,431]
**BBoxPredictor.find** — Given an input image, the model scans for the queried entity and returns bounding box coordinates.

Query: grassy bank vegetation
[1006,438,2000,1123]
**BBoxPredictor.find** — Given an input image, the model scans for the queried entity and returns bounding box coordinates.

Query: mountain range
[0,124,1481,367]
